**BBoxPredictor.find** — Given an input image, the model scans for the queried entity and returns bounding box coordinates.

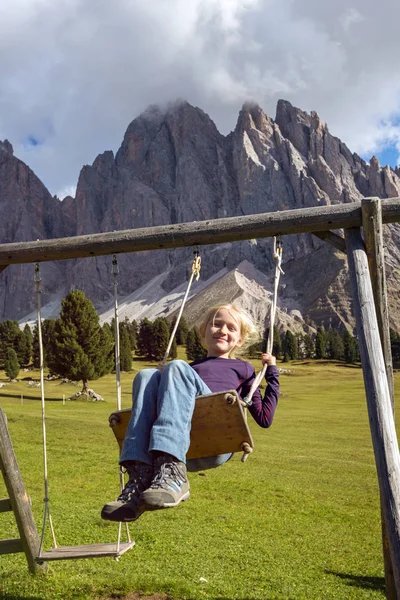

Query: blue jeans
[120,360,232,472]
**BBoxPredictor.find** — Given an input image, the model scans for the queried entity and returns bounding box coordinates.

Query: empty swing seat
[36,541,135,562]
[109,390,254,460]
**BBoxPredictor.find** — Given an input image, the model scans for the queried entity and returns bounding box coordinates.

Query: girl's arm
[244,355,280,428]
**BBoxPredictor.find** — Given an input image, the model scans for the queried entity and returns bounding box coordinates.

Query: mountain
[0,139,69,319]
[0,100,399,333]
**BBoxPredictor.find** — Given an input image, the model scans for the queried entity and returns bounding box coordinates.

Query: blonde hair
[198,303,259,358]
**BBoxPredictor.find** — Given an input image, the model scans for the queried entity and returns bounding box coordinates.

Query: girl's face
[204,308,243,358]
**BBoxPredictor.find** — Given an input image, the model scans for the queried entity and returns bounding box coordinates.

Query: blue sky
[373,147,399,170]
[1,0,400,197]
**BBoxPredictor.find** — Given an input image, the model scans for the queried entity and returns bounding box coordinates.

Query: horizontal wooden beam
[0,197,399,267]
[0,498,12,513]
[313,231,346,253]
[0,538,23,555]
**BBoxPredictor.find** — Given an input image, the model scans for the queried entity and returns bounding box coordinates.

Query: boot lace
[118,465,152,502]
[150,461,185,490]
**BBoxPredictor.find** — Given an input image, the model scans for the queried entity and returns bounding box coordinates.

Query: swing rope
[111,255,132,553]
[35,263,58,556]
[243,236,283,406]
[36,259,131,559]
[112,256,122,412]
[158,249,201,370]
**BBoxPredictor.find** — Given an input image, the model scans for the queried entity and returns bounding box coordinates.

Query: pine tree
[100,323,115,376]
[295,333,304,358]
[169,337,178,360]
[282,330,297,360]
[14,326,31,367]
[4,348,20,380]
[272,326,282,359]
[43,319,57,370]
[186,327,207,361]
[48,290,109,391]
[341,329,358,364]
[150,318,170,362]
[186,329,194,361]
[315,326,327,359]
[32,319,57,370]
[32,324,40,369]
[21,324,33,366]
[112,320,133,372]
[171,316,189,345]
[119,323,133,371]
[0,320,22,366]
[137,318,153,359]
[326,327,344,360]
[123,318,138,352]
[303,334,315,359]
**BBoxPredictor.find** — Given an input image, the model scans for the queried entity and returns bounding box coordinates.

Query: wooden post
[361,198,395,405]
[345,227,400,594]
[361,198,397,600]
[0,406,45,573]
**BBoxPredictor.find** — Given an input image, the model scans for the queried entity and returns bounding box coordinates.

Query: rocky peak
[116,100,222,175]
[112,99,236,223]
[237,102,274,133]
[0,99,399,333]
[275,99,354,169]
[0,139,13,155]
[275,99,314,158]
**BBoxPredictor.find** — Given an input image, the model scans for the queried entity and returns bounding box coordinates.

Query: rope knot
[192,254,201,281]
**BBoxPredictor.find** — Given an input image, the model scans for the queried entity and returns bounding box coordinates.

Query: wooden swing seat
[36,541,135,562]
[109,390,254,460]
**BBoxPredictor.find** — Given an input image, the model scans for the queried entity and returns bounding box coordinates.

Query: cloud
[0,0,400,197]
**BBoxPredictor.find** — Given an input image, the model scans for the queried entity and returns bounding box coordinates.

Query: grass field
[0,356,399,600]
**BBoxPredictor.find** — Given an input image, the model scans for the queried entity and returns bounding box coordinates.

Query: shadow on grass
[326,570,385,592]
[0,392,66,402]
[0,594,47,600]
[289,360,362,369]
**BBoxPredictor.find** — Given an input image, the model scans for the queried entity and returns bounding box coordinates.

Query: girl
[101,303,279,522]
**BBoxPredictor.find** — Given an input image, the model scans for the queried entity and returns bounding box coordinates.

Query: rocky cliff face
[0,100,399,333]
[0,140,69,319]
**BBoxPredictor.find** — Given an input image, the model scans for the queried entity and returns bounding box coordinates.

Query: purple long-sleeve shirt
[190,357,279,428]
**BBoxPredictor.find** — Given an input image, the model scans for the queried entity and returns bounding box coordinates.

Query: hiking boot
[101,462,153,522]
[139,453,190,510]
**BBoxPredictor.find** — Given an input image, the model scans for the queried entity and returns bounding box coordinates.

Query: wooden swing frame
[0,197,399,598]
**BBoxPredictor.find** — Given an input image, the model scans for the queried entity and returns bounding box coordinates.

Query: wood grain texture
[345,227,400,595]
[109,390,254,460]
[361,198,395,406]
[313,231,346,253]
[0,198,399,267]
[0,538,23,555]
[0,406,45,573]
[36,541,135,562]
[361,198,397,600]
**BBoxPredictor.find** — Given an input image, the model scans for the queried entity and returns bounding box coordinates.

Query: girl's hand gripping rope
[261,353,276,366]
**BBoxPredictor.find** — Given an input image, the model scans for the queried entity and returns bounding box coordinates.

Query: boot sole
[100,504,144,523]
[141,490,190,511]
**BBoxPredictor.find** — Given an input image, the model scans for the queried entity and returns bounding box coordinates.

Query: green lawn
[0,357,399,600]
